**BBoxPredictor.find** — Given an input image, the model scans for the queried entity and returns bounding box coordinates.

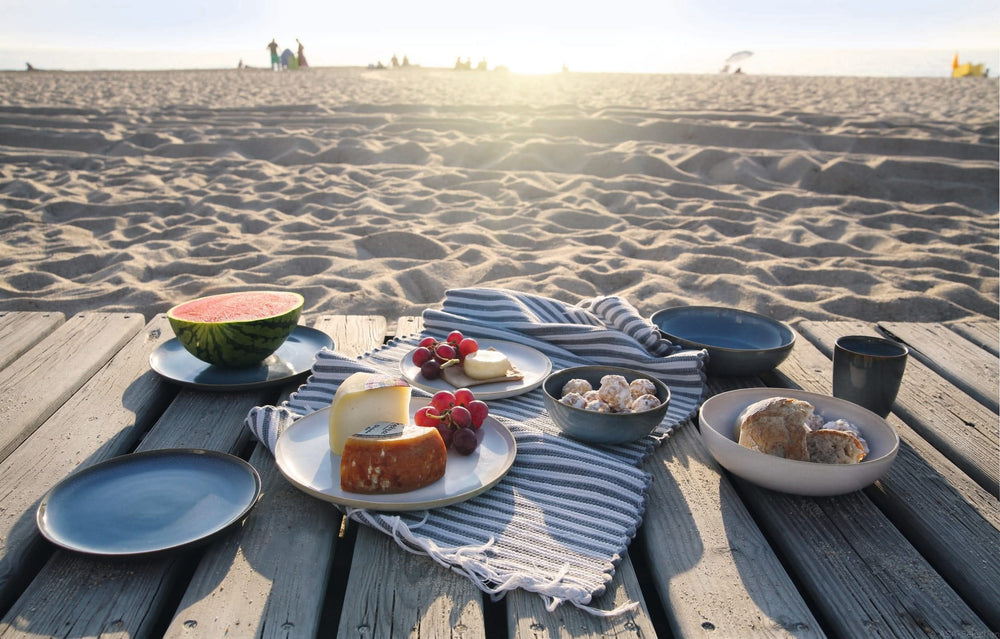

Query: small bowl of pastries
[542,366,671,445]
[698,388,899,496]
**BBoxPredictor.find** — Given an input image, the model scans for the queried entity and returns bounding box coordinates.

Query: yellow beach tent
[952,53,986,77]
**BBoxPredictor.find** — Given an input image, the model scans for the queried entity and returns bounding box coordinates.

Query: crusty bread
[807,429,867,464]
[735,397,813,461]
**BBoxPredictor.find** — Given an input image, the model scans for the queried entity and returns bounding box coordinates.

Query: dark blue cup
[832,335,908,418]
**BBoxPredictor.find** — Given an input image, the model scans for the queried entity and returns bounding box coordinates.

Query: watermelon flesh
[167,291,304,368]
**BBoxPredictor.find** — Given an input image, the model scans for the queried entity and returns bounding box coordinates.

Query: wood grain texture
[879,321,999,414]
[0,312,144,463]
[0,311,64,371]
[641,415,823,637]
[0,314,175,614]
[948,319,999,357]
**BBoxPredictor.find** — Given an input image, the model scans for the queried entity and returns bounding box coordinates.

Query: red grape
[447,330,464,345]
[452,427,478,455]
[434,343,457,363]
[450,405,472,429]
[414,405,440,427]
[458,337,478,360]
[436,423,454,448]
[468,400,489,428]
[431,390,456,413]
[453,387,475,407]
[412,346,433,367]
[420,359,441,379]
[418,336,436,348]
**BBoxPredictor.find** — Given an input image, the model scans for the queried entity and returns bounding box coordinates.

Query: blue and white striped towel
[246,288,707,615]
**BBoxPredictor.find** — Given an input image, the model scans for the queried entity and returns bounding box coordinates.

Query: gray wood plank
[508,552,657,638]
[948,318,999,357]
[879,321,999,414]
[0,314,176,614]
[332,315,490,638]
[792,320,1000,630]
[0,375,275,637]
[159,316,342,638]
[0,311,64,370]
[760,322,995,636]
[0,312,144,463]
[641,412,823,637]
[797,320,998,498]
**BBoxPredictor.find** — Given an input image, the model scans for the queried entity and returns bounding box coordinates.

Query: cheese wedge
[463,348,511,380]
[340,422,447,494]
[328,372,412,455]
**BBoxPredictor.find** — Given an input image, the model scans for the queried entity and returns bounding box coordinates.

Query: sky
[1,0,998,75]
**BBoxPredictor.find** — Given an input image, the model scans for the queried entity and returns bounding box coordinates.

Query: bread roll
[735,397,812,461]
[807,429,867,464]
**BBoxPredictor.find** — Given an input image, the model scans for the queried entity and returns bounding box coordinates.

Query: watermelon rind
[167,291,304,368]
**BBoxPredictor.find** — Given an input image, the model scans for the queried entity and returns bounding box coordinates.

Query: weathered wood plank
[641,411,823,637]
[793,320,1000,629]
[507,551,657,638]
[797,320,999,498]
[879,321,999,414]
[761,324,996,635]
[160,316,344,639]
[0,312,144,463]
[333,315,490,638]
[0,315,176,614]
[0,311,64,371]
[948,318,999,357]
[0,383,276,637]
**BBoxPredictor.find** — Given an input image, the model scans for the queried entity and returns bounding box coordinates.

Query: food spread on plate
[412,330,524,387]
[328,371,492,495]
[735,397,868,464]
[557,375,662,414]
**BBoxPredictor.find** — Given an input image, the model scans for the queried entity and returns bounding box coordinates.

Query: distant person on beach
[296,39,308,68]
[25,62,35,71]
[267,39,280,70]
[391,53,399,68]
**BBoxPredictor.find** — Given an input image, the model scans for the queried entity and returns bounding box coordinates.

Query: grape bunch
[411,330,479,380]
[414,388,488,455]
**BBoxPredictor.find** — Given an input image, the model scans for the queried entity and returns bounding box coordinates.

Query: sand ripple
[0,68,997,323]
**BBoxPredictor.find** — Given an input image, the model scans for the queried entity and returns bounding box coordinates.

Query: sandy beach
[0,67,996,325]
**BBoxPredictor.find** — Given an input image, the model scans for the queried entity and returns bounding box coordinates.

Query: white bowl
[699,388,899,496]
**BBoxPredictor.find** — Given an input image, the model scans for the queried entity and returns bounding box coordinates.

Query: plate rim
[275,402,517,511]
[399,338,552,400]
[36,449,262,556]
[149,324,334,390]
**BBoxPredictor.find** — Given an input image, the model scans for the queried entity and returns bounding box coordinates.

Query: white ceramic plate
[699,388,899,496]
[275,400,517,511]
[400,339,551,400]
[37,449,261,555]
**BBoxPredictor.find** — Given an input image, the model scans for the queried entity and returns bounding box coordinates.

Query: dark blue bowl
[650,306,794,376]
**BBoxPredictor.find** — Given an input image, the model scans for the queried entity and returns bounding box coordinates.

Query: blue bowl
[650,306,794,376]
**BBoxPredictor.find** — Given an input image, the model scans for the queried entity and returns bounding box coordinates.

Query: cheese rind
[328,372,412,455]
[463,348,511,380]
[340,422,447,494]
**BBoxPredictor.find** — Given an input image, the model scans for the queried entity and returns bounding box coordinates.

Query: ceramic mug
[832,335,908,418]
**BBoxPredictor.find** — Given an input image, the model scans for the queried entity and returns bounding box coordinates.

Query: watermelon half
[167,291,304,368]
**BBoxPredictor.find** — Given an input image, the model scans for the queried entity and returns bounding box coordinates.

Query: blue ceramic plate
[651,306,794,376]
[150,325,333,390]
[37,449,261,555]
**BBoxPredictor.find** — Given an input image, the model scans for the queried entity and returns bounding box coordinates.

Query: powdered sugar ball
[583,390,601,404]
[630,393,661,413]
[584,399,612,413]
[559,392,587,409]
[561,378,592,396]
[629,378,657,399]
[598,374,632,412]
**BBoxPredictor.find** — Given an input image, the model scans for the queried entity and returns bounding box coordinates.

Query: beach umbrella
[726,50,754,65]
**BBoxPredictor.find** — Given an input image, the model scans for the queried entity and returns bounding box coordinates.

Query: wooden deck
[0,310,997,638]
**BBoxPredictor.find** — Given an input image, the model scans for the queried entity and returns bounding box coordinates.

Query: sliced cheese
[328,372,412,455]
[463,348,511,380]
[340,422,447,494]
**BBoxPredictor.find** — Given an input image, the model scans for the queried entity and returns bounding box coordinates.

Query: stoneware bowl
[542,366,671,445]
[699,388,899,496]
[650,306,794,376]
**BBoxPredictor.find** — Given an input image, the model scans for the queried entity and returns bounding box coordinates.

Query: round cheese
[340,422,447,494]
[463,349,510,380]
